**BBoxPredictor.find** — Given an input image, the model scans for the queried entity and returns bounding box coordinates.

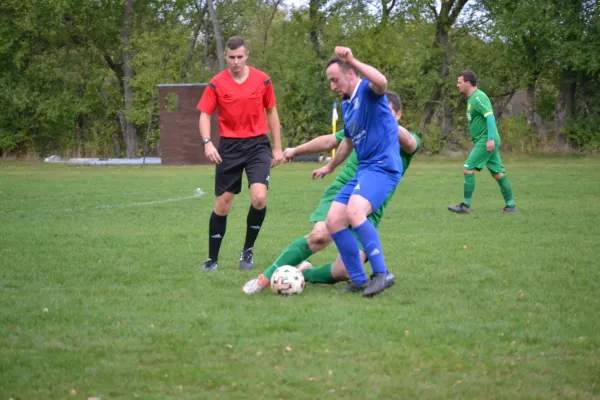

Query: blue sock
[354,219,387,274]
[331,228,367,284]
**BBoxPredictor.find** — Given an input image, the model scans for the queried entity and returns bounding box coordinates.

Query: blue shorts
[334,166,401,211]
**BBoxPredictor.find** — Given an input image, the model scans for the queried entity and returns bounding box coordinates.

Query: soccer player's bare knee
[306,222,332,251]
[249,184,267,209]
[347,196,371,227]
[214,192,235,215]
[493,172,505,180]
[325,203,349,234]
[463,169,474,176]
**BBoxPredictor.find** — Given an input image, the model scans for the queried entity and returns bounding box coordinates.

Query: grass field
[1,156,599,399]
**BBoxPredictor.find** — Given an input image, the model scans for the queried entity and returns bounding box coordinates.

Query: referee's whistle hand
[204,142,222,164]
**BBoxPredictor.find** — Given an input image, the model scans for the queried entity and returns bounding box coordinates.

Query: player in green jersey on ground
[299,125,420,288]
[242,92,420,294]
[448,70,517,214]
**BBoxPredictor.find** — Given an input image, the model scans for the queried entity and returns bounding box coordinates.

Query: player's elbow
[325,137,338,150]
[405,138,418,154]
[377,77,388,93]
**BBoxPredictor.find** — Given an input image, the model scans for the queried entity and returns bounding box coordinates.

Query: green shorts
[309,182,386,228]
[464,139,506,174]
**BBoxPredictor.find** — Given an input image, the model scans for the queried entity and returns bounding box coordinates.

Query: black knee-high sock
[208,212,227,261]
[243,205,267,250]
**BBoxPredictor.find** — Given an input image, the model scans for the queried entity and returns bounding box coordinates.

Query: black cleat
[339,281,368,293]
[448,202,471,214]
[501,205,518,213]
[202,258,218,272]
[383,272,396,289]
[239,248,254,271]
[363,272,395,297]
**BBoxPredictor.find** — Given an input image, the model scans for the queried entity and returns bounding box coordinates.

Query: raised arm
[335,46,387,95]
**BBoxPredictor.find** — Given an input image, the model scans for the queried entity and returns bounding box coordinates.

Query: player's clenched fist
[334,46,354,64]
[282,147,296,162]
[271,148,284,167]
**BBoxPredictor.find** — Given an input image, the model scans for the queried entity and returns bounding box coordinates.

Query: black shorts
[215,135,272,196]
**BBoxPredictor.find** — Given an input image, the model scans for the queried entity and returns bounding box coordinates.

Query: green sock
[497,175,516,207]
[302,262,337,284]
[463,173,475,207]
[263,237,313,280]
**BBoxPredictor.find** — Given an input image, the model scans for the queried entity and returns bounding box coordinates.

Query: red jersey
[197,66,276,139]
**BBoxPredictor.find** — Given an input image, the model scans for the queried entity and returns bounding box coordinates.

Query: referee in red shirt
[197,36,283,273]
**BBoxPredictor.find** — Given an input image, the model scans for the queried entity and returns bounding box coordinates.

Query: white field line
[97,192,205,210]
[2,189,205,215]
[1,189,175,204]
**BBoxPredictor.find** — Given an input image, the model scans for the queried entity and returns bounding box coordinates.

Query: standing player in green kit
[448,70,517,214]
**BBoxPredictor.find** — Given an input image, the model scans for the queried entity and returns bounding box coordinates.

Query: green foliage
[564,117,600,152]
[497,114,539,153]
[1,0,599,155]
[535,83,558,122]
[417,123,445,154]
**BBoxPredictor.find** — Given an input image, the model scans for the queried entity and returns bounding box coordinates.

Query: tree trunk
[75,114,84,157]
[308,0,323,57]
[419,0,468,132]
[420,87,441,130]
[380,0,396,26]
[555,69,577,149]
[493,85,516,119]
[262,0,283,54]
[112,115,125,158]
[525,82,541,136]
[200,18,210,81]
[206,0,224,71]
[181,1,207,83]
[121,0,137,157]
[442,102,454,139]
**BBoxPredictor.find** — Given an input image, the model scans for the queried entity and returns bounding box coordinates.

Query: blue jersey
[342,79,402,174]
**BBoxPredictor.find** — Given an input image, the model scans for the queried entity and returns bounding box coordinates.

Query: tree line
[1,0,598,159]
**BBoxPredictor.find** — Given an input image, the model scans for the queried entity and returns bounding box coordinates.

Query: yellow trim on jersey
[484,111,493,117]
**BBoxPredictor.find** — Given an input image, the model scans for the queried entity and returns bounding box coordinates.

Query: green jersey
[466,88,499,143]
[333,129,420,186]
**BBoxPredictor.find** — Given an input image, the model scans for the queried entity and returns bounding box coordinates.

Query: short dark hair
[226,36,247,51]
[386,91,402,113]
[326,56,357,74]
[459,70,477,86]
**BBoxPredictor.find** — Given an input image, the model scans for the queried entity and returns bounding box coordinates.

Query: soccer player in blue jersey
[312,46,402,297]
